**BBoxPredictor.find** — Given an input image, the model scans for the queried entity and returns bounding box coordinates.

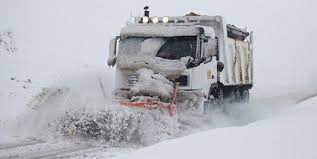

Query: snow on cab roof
[120,25,200,38]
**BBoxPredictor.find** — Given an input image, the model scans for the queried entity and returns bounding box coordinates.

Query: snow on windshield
[118,37,166,56]
[140,38,166,56]
[118,36,197,61]
[118,38,144,55]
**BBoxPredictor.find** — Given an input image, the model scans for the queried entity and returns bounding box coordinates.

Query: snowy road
[1,1,316,158]
[0,142,95,159]
[0,138,45,150]
[0,90,316,159]
[117,95,317,159]
[0,138,134,159]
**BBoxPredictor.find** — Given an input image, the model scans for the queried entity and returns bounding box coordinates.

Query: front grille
[127,74,139,86]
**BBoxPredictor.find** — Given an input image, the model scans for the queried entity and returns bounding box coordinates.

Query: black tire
[204,84,224,113]
[225,89,238,103]
[239,89,250,103]
[234,90,242,103]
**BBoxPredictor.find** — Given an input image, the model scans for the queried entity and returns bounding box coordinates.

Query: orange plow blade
[119,83,178,116]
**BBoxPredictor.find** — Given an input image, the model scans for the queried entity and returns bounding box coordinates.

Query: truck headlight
[162,17,169,23]
[152,17,159,24]
[175,75,189,86]
[142,16,149,24]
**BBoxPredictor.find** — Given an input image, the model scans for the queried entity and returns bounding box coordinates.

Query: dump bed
[226,38,253,85]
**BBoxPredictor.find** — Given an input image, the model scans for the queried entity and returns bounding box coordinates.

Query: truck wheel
[234,90,242,102]
[226,90,238,103]
[240,89,250,103]
[204,84,224,113]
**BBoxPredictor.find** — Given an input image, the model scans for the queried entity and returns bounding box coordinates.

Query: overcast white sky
[0,0,317,93]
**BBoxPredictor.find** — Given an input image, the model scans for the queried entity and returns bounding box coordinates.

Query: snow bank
[116,97,317,159]
[0,68,114,136]
[56,104,178,146]
[0,30,17,55]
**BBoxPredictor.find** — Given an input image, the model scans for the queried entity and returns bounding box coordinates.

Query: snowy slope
[1,0,317,158]
[1,0,317,122]
[116,97,317,159]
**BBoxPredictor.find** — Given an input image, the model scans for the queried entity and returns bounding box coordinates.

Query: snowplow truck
[108,8,254,115]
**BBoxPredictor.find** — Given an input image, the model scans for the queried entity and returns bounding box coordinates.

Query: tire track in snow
[0,139,45,150]
[252,90,317,112]
[0,143,96,159]
[296,92,317,104]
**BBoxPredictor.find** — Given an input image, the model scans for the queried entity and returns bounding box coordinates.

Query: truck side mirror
[250,31,254,45]
[107,36,119,66]
[204,38,217,57]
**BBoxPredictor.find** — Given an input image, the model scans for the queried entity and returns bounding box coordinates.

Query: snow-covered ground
[1,0,317,121]
[0,91,316,159]
[1,0,317,158]
[116,96,317,159]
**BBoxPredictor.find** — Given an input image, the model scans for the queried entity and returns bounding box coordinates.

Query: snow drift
[116,96,317,159]
[0,29,17,55]
[56,104,178,145]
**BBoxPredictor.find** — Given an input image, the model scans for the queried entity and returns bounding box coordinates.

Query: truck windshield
[118,37,165,56]
[156,36,197,60]
[118,36,197,60]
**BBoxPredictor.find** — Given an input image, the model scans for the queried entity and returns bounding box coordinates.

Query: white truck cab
[108,7,254,108]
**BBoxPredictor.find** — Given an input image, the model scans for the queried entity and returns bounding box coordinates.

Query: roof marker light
[142,16,149,24]
[152,17,159,24]
[162,17,169,23]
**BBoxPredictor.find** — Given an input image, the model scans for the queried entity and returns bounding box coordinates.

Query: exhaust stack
[144,6,149,17]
